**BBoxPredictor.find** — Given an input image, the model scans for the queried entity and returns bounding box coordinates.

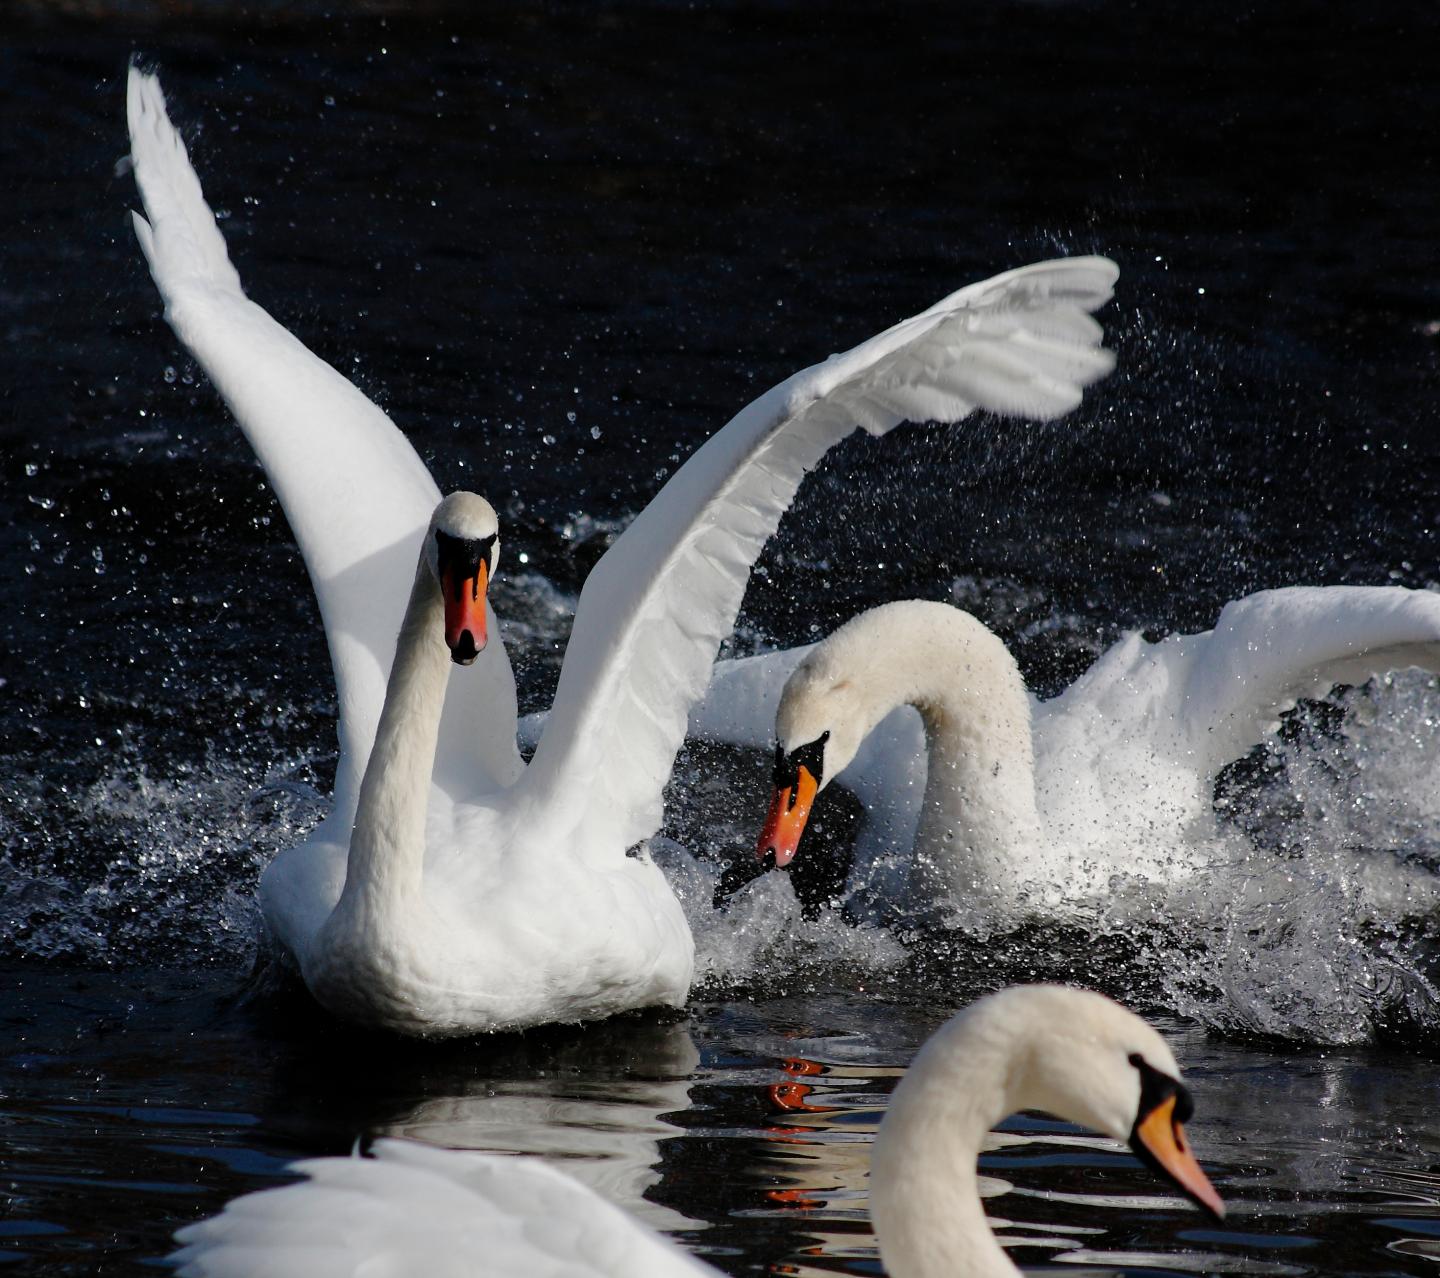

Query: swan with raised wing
[126,65,1118,1033]
[168,985,1224,1278]
[713,590,1440,919]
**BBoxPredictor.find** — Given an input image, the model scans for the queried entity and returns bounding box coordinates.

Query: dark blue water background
[2,3,1439,1274]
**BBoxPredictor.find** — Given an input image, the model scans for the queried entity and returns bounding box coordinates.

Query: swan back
[1030,584,1440,887]
[170,1139,713,1278]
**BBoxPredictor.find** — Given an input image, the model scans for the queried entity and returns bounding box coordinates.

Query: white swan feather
[126,64,1118,1032]
[170,1139,711,1278]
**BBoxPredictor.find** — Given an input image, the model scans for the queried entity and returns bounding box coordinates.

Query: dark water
[3,2,1440,1274]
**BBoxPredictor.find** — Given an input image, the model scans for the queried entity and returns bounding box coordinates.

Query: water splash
[0,749,325,967]
[1160,670,1440,1043]
[6,564,1438,1045]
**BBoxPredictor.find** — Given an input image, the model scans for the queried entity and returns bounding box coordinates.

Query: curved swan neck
[806,603,1043,903]
[871,1011,1028,1278]
[339,554,450,911]
[910,615,1043,903]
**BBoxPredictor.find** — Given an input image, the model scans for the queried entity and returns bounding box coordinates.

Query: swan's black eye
[1129,1053,1194,1124]
[773,731,829,789]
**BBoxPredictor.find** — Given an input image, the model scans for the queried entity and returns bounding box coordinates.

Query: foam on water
[654,836,910,993]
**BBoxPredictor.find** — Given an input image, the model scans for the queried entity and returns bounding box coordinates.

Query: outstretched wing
[1040,585,1440,788]
[522,256,1119,854]
[1167,585,1440,776]
[125,67,522,821]
[169,1139,714,1278]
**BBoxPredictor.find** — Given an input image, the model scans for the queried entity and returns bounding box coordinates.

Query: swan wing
[1039,585,1440,792]
[169,1139,714,1278]
[522,257,1119,853]
[125,67,521,821]
[1167,585,1440,775]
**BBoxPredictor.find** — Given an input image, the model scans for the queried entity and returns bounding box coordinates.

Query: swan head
[425,492,499,666]
[880,986,1224,1232]
[979,987,1223,1219]
[755,634,878,867]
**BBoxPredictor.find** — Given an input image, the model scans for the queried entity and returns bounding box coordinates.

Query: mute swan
[126,65,1118,1033]
[168,985,1224,1278]
[731,590,1440,918]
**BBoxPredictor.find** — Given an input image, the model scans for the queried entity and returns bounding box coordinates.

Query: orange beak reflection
[442,558,488,665]
[1131,1093,1226,1220]
[757,764,818,867]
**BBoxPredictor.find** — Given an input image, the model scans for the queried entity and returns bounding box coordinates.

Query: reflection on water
[5,974,1440,1274]
[376,1019,700,1232]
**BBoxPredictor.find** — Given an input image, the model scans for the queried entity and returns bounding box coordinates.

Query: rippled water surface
[7,968,1440,1276]
[3,2,1440,1273]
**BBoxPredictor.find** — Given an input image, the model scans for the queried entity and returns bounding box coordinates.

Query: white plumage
[126,64,1117,1033]
[170,1139,713,1278]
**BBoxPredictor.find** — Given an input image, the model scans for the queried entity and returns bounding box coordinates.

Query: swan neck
[871,1022,1021,1278]
[341,554,449,910]
[904,622,1042,907]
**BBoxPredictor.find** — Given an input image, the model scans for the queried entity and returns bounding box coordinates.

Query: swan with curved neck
[761,601,1040,906]
[873,984,1222,1278]
[126,66,1120,1032]
[168,985,1224,1278]
[751,593,1440,916]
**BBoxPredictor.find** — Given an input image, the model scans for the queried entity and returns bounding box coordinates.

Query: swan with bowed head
[693,590,1440,919]
[169,985,1225,1278]
[125,64,1118,1034]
